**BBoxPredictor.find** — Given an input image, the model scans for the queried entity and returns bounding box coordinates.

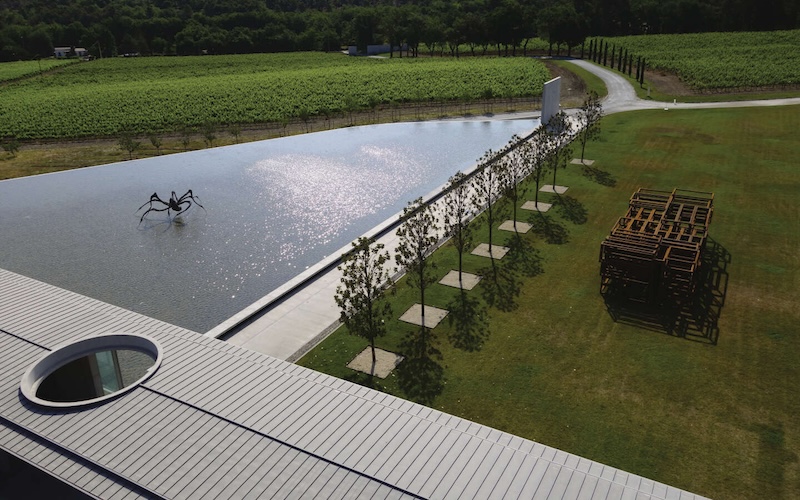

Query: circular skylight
[20,334,162,408]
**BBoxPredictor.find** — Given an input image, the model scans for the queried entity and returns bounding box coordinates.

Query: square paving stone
[521,201,552,212]
[399,303,449,328]
[539,184,569,194]
[470,243,510,259]
[439,270,481,290]
[347,347,404,378]
[571,158,595,166]
[499,220,532,233]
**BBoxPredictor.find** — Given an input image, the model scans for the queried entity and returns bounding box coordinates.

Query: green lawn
[298,104,800,499]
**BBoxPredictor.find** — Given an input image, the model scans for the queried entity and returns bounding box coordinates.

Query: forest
[1,0,798,61]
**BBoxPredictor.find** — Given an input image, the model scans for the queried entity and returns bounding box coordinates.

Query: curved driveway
[566,58,800,114]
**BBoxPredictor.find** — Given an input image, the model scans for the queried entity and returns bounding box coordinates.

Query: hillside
[1,0,798,61]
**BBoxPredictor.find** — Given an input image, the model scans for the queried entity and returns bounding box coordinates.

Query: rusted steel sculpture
[600,188,714,304]
[137,190,205,222]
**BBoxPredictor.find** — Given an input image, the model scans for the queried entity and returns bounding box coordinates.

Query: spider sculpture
[137,190,205,223]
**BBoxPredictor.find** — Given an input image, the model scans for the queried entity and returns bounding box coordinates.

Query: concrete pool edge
[205,118,541,360]
[203,168,457,341]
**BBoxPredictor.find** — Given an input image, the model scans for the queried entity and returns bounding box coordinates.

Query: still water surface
[0,119,536,332]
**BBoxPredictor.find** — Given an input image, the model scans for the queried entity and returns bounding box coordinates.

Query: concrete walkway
[567,58,800,114]
[217,59,799,361]
[214,166,520,360]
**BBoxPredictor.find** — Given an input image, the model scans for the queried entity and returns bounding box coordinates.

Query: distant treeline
[1,0,798,61]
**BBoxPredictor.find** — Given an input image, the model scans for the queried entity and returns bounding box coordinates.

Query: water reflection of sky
[0,119,537,333]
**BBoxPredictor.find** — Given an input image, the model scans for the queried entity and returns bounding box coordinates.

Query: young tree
[395,197,439,339]
[577,90,603,162]
[201,121,217,147]
[335,237,393,377]
[180,126,193,151]
[298,108,311,133]
[319,107,332,129]
[471,150,504,257]
[528,128,553,207]
[442,171,473,285]
[117,132,141,160]
[279,116,290,136]
[148,132,163,155]
[229,124,242,143]
[344,95,358,126]
[548,137,573,188]
[499,135,530,231]
[1,137,20,158]
[544,111,573,187]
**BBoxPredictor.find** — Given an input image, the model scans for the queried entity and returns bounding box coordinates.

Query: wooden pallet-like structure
[600,188,714,303]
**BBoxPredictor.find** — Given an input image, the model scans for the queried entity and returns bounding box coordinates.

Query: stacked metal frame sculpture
[600,188,714,304]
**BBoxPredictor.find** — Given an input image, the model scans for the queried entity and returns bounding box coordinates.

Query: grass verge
[550,58,608,99]
[298,105,800,499]
[0,97,541,180]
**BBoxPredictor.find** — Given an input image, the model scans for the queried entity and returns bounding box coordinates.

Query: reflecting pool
[0,119,537,332]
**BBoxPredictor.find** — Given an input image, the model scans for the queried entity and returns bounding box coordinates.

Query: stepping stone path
[539,184,569,194]
[471,243,510,259]
[521,201,552,212]
[399,303,449,328]
[439,270,481,290]
[347,347,404,378]
[571,159,595,166]
[499,220,532,234]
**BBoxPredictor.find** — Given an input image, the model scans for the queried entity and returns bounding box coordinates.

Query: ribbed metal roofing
[0,268,706,499]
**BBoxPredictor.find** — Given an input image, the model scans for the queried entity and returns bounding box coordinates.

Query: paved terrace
[214,59,800,361]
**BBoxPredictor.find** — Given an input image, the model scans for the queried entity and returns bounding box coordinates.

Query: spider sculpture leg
[184,190,206,211]
[138,204,172,223]
[136,193,163,212]
[137,193,171,223]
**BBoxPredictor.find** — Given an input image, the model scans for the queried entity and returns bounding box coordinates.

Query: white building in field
[53,47,88,58]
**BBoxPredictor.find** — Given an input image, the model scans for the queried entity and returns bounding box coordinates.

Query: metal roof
[0,268,706,499]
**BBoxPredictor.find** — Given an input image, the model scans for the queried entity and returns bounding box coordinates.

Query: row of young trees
[587,38,647,85]
[116,122,245,160]
[335,91,602,376]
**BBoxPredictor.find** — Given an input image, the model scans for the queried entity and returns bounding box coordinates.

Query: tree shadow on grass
[477,235,544,312]
[447,290,489,352]
[748,422,798,499]
[527,211,569,244]
[603,238,730,345]
[396,328,445,405]
[504,234,545,278]
[554,194,588,225]
[478,261,521,312]
[581,164,617,187]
